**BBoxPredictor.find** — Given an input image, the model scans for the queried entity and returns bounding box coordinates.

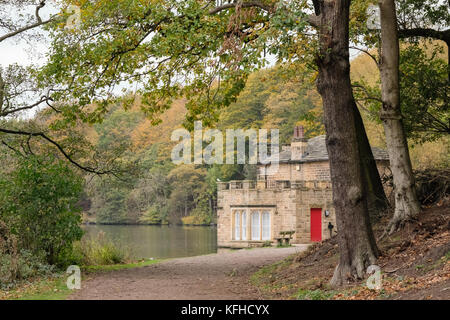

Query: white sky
[0,3,58,67]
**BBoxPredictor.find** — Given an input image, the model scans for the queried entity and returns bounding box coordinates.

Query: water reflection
[83,224,217,259]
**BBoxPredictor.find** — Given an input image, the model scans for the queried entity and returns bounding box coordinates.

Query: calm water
[82,225,217,259]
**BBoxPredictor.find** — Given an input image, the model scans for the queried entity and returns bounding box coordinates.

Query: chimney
[293,125,304,140]
[291,125,308,161]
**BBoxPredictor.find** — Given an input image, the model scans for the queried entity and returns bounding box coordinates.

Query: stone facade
[216,126,390,248]
[217,180,336,247]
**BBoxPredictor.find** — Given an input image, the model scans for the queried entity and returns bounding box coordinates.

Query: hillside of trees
[80,66,323,225]
[74,43,448,225]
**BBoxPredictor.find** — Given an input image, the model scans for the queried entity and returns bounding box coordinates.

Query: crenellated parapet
[217,180,332,192]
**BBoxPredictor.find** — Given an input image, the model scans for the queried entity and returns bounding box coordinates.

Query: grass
[444,251,450,261]
[71,232,130,266]
[295,289,337,300]
[82,258,162,273]
[1,274,72,300]
[250,256,293,287]
[2,258,163,300]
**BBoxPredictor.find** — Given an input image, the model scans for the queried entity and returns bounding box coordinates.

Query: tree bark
[315,0,379,286]
[379,0,421,234]
[354,106,389,219]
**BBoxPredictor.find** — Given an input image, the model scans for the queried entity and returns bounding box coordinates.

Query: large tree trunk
[379,0,421,234]
[354,106,389,219]
[315,0,379,286]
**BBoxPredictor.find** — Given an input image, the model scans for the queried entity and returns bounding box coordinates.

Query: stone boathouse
[217,126,390,248]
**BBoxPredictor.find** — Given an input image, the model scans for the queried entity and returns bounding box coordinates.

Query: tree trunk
[379,0,421,234]
[354,106,389,219]
[315,0,379,286]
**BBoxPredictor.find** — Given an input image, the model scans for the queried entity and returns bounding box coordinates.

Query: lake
[83,225,217,259]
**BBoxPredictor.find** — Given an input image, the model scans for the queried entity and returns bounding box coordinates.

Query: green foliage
[0,249,55,290]
[398,44,449,141]
[70,232,129,266]
[167,165,209,223]
[0,155,84,266]
[40,0,267,128]
[182,194,213,225]
[219,67,321,143]
[296,289,336,300]
[94,186,128,224]
[74,64,325,225]
[262,241,272,247]
[139,205,168,225]
[355,43,449,142]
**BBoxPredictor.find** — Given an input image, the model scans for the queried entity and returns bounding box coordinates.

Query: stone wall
[260,160,389,184]
[218,159,390,248]
[260,161,331,182]
[217,181,336,247]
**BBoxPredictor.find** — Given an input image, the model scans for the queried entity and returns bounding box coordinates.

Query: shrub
[0,249,54,289]
[70,232,129,266]
[0,155,84,266]
[263,241,272,247]
[139,206,166,225]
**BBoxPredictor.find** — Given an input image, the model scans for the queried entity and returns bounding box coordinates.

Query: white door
[251,211,260,240]
[262,211,271,240]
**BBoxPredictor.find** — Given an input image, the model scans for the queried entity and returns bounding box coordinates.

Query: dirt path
[69,246,307,300]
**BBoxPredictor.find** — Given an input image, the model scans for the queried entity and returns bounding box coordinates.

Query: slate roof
[263,135,389,164]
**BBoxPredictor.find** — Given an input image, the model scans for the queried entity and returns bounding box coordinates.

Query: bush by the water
[0,155,83,287]
[70,232,129,266]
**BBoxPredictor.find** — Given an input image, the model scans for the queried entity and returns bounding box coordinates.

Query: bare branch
[398,28,450,44]
[36,1,46,24]
[352,84,383,103]
[349,46,379,66]
[0,96,52,117]
[0,18,53,43]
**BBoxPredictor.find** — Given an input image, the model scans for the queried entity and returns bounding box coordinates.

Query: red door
[310,208,322,242]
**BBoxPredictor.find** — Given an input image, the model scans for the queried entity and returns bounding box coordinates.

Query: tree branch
[398,28,450,44]
[0,19,53,43]
[307,14,321,28]
[36,1,46,24]
[352,84,383,103]
[0,128,113,175]
[209,1,273,15]
[0,96,53,117]
[350,46,379,66]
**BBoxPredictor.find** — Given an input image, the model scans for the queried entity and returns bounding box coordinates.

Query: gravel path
[69,246,307,300]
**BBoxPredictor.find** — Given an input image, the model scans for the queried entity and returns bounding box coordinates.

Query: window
[242,211,247,240]
[251,211,260,240]
[234,211,241,240]
[234,209,271,241]
[262,211,271,240]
